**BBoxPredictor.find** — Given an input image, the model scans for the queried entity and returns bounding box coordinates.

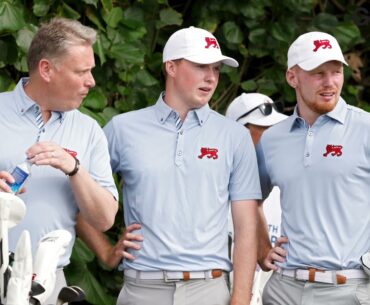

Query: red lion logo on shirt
[198,147,219,159]
[313,39,332,52]
[63,148,78,158]
[205,37,219,49]
[323,144,342,157]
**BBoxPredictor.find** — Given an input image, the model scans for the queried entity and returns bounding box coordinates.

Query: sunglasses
[236,103,275,122]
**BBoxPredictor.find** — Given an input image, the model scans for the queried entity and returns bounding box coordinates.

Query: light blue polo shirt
[256,97,370,270]
[0,78,118,267]
[104,94,261,272]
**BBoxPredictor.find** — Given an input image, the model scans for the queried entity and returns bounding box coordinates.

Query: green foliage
[1,0,370,304]
[66,239,119,305]
[0,0,25,33]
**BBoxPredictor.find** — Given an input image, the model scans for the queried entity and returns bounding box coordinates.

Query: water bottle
[6,160,32,194]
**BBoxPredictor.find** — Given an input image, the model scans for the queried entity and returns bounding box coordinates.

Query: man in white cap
[226,93,287,146]
[257,31,370,304]
[78,26,261,305]
[225,93,287,304]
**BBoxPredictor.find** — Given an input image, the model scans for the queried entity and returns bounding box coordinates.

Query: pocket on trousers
[220,276,231,297]
[215,277,231,305]
[116,284,129,305]
[354,282,370,305]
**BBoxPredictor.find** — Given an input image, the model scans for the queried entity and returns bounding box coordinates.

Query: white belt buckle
[163,271,181,282]
[294,269,306,282]
[293,269,300,281]
[332,271,339,284]
[334,271,347,285]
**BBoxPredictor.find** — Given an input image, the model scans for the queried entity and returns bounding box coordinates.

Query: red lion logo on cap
[313,39,332,52]
[205,37,219,49]
[323,144,342,157]
[198,147,218,159]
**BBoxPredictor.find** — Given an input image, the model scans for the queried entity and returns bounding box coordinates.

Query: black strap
[66,157,80,176]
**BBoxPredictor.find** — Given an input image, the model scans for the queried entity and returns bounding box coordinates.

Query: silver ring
[51,151,55,158]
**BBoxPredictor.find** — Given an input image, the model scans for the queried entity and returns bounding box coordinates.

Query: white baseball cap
[226,93,287,127]
[163,26,239,67]
[361,252,370,276]
[287,31,348,71]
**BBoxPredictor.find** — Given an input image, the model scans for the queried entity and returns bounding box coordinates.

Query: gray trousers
[116,274,230,305]
[263,271,370,305]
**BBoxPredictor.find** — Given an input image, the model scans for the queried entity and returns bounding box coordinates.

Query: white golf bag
[31,230,72,304]
[0,193,72,305]
[0,192,26,304]
[5,231,32,305]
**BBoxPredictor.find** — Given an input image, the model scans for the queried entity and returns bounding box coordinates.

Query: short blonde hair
[27,17,97,73]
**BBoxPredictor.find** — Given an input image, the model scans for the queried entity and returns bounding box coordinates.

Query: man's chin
[59,104,82,112]
[315,101,337,114]
[193,97,211,108]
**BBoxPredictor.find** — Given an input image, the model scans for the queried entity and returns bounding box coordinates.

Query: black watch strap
[67,157,80,176]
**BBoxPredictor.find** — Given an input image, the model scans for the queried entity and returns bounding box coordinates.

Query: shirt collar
[193,103,210,126]
[16,77,65,122]
[154,93,174,124]
[154,92,210,126]
[326,97,347,124]
[289,97,347,131]
[16,78,37,115]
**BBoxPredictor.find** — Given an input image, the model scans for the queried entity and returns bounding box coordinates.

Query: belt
[124,269,224,282]
[277,268,368,285]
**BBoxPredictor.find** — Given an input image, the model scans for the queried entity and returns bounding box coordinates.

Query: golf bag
[0,192,79,305]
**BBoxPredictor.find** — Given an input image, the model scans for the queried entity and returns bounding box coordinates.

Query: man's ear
[286,68,297,88]
[165,60,177,78]
[38,59,53,82]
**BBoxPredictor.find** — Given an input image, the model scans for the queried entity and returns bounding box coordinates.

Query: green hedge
[1,1,369,304]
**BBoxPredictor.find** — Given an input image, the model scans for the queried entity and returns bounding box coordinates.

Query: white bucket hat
[226,93,287,127]
[163,26,239,67]
[287,31,348,71]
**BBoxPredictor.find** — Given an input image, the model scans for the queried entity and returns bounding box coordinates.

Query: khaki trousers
[117,274,230,305]
[263,271,370,305]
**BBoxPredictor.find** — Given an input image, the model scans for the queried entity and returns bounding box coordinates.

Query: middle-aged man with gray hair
[257,31,370,305]
[0,18,118,304]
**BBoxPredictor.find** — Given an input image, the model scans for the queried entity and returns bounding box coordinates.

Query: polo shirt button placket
[175,129,184,166]
[304,128,314,167]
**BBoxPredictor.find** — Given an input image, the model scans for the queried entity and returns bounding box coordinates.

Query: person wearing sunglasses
[225,93,287,304]
[257,31,370,305]
[226,93,287,146]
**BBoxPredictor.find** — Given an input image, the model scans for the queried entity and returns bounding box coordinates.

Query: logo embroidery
[313,39,332,52]
[63,148,78,158]
[204,37,219,49]
[323,144,342,157]
[198,147,218,159]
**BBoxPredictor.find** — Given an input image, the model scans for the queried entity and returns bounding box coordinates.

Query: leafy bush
[1,0,369,304]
